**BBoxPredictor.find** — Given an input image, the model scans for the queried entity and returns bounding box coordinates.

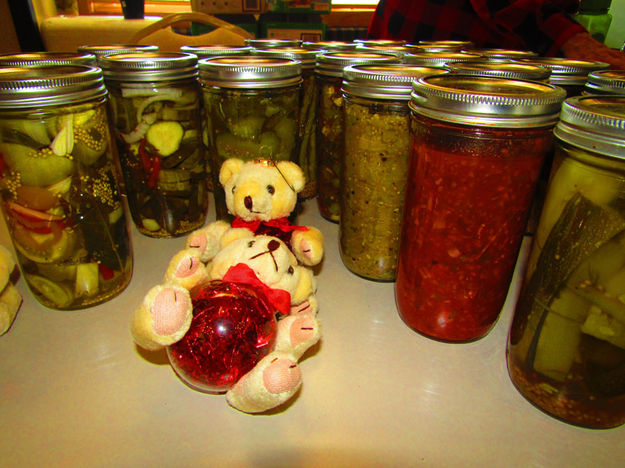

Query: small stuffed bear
[186,158,324,267]
[131,235,320,413]
[0,244,22,336]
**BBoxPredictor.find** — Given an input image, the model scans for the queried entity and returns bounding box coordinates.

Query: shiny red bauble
[167,280,277,393]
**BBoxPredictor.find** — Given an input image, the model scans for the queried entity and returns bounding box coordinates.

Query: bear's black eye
[232,185,236,194]
[287,266,294,274]
[267,185,275,195]
[248,240,255,248]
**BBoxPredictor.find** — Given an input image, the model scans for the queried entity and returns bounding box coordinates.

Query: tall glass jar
[584,70,625,95]
[252,48,319,199]
[0,66,132,310]
[199,56,302,220]
[507,96,625,429]
[396,75,566,342]
[340,64,447,281]
[101,52,208,238]
[315,51,398,222]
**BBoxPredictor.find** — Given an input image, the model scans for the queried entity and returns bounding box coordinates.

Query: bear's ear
[219,158,245,187]
[276,161,305,193]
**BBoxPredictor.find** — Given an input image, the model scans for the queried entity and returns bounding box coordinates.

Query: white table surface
[0,197,623,467]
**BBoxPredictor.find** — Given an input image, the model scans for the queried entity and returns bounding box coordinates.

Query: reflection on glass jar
[507,96,625,429]
[397,75,565,342]
[199,56,302,221]
[101,52,209,238]
[0,66,132,310]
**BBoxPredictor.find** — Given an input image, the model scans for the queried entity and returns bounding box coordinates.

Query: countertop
[0,198,623,467]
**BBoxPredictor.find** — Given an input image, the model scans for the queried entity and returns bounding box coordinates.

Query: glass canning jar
[507,96,625,429]
[0,66,133,310]
[101,52,209,238]
[397,74,566,342]
[340,64,447,281]
[315,51,398,222]
[198,56,302,220]
[252,48,319,199]
[520,57,609,97]
[584,70,625,95]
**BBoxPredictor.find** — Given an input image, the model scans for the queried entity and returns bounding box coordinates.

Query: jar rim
[100,52,198,81]
[198,56,302,88]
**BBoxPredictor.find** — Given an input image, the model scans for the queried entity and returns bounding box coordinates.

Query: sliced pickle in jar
[146,121,184,156]
[0,143,74,186]
[75,262,100,297]
[25,273,74,308]
[13,224,76,264]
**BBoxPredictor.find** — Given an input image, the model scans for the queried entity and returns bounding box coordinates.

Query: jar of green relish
[315,51,398,222]
[397,74,565,342]
[0,66,132,310]
[508,95,625,429]
[341,64,447,281]
[101,52,209,238]
[198,56,302,220]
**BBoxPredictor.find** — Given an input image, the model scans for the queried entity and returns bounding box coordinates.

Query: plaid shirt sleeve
[367,0,585,56]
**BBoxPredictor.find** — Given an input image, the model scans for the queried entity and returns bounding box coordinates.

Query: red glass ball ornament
[167,280,277,393]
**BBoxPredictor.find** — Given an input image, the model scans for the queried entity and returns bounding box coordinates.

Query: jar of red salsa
[396,75,566,342]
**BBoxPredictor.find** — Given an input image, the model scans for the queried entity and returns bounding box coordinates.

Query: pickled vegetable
[108,84,209,237]
[297,72,318,199]
[203,86,300,220]
[508,145,625,429]
[340,97,410,281]
[0,104,132,310]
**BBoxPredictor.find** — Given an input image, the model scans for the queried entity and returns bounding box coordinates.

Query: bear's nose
[244,196,253,210]
[268,239,280,252]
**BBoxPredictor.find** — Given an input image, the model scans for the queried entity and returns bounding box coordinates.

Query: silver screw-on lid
[252,48,318,68]
[315,51,399,77]
[584,70,625,95]
[180,45,252,58]
[403,52,482,67]
[342,63,449,100]
[100,52,198,82]
[246,38,302,49]
[0,52,96,67]
[449,61,551,82]
[198,56,302,88]
[521,57,609,85]
[410,74,566,127]
[0,66,106,109]
[554,95,625,158]
[77,44,159,59]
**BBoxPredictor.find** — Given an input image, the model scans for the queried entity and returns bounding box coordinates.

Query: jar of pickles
[584,70,625,95]
[397,75,566,342]
[0,66,132,310]
[101,52,208,238]
[252,48,319,199]
[507,95,625,429]
[199,56,302,220]
[340,64,447,281]
[315,51,398,222]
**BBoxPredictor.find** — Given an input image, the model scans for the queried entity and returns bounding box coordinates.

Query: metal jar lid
[100,52,198,82]
[414,40,474,52]
[246,38,302,49]
[449,61,551,81]
[468,48,539,59]
[252,48,317,69]
[353,39,406,47]
[410,74,566,127]
[0,66,106,109]
[554,95,625,159]
[520,57,609,85]
[354,45,416,59]
[180,45,252,58]
[77,44,159,59]
[403,52,482,67]
[584,70,625,95]
[0,52,96,67]
[315,51,399,77]
[342,64,449,100]
[198,56,302,89]
[302,41,358,52]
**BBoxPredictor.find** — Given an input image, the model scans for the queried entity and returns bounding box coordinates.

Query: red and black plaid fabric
[367,0,585,56]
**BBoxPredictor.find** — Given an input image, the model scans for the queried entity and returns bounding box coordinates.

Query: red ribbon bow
[232,217,309,234]
[222,263,291,316]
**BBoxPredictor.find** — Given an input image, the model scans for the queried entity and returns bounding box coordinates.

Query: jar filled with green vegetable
[252,47,319,199]
[199,56,302,220]
[341,64,448,281]
[315,51,398,222]
[507,95,625,429]
[101,52,208,238]
[0,66,132,310]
